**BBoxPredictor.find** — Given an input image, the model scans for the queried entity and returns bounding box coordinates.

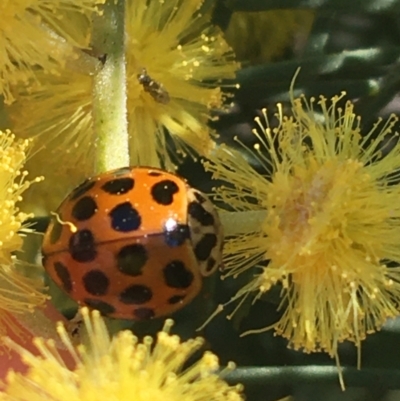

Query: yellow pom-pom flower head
[9,0,239,187]
[8,68,94,213]
[1,307,243,401]
[125,0,239,166]
[0,130,45,335]
[204,93,400,373]
[0,0,104,104]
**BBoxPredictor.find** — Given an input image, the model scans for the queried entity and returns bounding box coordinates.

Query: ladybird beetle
[42,166,223,320]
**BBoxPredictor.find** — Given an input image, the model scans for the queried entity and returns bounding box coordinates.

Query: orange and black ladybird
[42,166,223,320]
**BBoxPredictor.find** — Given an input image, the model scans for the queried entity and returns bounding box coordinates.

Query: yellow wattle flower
[1,308,244,401]
[9,69,93,213]
[204,93,400,375]
[0,0,103,104]
[9,0,239,194]
[125,0,239,167]
[0,130,45,333]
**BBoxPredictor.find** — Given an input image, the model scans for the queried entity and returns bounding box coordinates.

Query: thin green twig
[226,366,400,390]
[226,0,400,13]
[91,0,129,174]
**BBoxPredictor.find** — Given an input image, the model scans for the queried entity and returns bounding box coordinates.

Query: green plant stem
[220,211,267,236]
[237,47,400,86]
[226,0,400,12]
[92,0,129,174]
[225,366,400,390]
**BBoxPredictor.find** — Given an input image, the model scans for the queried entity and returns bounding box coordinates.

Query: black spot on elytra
[168,294,185,304]
[69,230,97,262]
[82,270,110,295]
[194,191,206,203]
[148,171,161,177]
[69,179,95,201]
[133,308,155,320]
[117,244,148,276]
[151,180,179,205]
[49,219,63,244]
[112,167,132,177]
[119,284,153,304]
[84,298,116,315]
[188,202,214,226]
[54,261,72,292]
[194,234,217,261]
[206,257,217,272]
[194,233,217,262]
[163,223,190,247]
[109,202,141,232]
[71,196,97,221]
[163,260,194,289]
[101,177,134,195]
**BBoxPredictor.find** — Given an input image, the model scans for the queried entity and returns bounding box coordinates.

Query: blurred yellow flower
[9,69,93,213]
[0,0,103,104]
[0,129,45,333]
[205,94,400,368]
[1,308,243,401]
[9,0,239,187]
